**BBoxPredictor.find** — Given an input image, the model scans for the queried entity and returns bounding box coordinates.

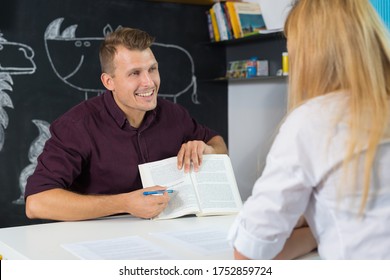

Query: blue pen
[143,190,174,196]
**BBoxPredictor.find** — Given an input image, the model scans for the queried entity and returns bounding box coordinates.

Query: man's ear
[101,73,114,90]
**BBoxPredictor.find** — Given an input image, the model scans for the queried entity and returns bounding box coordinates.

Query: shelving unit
[203,75,287,84]
[154,0,287,80]
[209,31,285,46]
[204,31,287,81]
[210,75,287,82]
[151,0,216,5]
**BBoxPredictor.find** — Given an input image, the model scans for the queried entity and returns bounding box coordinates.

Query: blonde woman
[229,0,390,259]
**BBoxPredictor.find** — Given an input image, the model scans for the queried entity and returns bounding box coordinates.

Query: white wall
[228,79,287,201]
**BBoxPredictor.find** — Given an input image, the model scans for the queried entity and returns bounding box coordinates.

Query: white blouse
[228,92,390,259]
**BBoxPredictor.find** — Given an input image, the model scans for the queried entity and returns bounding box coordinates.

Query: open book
[138,154,242,220]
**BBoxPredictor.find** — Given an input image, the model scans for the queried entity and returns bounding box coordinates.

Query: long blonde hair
[284,0,390,212]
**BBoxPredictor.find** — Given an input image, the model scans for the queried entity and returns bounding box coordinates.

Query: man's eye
[130,71,139,76]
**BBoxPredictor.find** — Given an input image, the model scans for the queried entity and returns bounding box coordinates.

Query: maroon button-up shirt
[25,91,218,198]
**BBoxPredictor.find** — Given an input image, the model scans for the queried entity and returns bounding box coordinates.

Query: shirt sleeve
[25,116,90,198]
[228,104,317,259]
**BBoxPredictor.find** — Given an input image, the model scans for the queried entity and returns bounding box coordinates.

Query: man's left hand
[177,140,213,173]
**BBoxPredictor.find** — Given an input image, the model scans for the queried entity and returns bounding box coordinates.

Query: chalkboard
[0,0,227,228]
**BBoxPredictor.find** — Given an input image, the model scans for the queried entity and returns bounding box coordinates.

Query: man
[25,27,227,221]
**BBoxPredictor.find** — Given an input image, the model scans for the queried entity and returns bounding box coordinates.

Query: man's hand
[177,140,211,173]
[177,136,228,173]
[25,186,171,221]
[125,186,171,219]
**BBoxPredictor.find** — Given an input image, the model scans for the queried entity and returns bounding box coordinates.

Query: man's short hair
[99,27,155,75]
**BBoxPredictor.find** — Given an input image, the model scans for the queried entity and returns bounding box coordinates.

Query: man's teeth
[136,91,153,97]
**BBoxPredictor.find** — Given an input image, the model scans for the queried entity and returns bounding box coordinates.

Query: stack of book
[226,58,269,79]
[206,0,266,42]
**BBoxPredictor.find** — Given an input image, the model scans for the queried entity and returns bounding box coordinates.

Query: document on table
[61,236,177,260]
[151,228,232,255]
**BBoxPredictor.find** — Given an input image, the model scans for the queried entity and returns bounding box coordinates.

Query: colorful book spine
[206,10,215,42]
[212,2,229,41]
[209,7,220,42]
[226,1,241,39]
[221,2,233,40]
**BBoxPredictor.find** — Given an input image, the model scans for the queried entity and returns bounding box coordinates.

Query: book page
[139,156,184,187]
[191,155,243,215]
[139,157,200,220]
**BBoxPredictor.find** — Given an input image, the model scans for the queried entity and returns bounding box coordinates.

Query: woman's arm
[273,226,317,260]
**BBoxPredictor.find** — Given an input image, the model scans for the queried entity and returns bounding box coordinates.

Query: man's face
[107,45,160,119]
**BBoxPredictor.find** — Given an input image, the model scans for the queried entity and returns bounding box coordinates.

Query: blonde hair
[284,0,390,212]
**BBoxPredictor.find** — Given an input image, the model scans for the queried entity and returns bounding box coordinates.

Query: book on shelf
[221,2,234,39]
[206,1,273,41]
[226,58,269,79]
[206,10,215,42]
[225,1,241,39]
[209,6,220,41]
[139,154,242,220]
[230,1,266,37]
[226,60,247,79]
[212,2,230,40]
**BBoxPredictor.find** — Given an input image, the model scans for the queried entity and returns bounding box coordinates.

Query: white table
[0,214,319,260]
[0,214,238,260]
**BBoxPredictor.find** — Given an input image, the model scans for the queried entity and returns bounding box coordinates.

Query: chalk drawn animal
[0,32,48,205]
[0,33,36,76]
[0,73,13,151]
[0,32,36,152]
[44,18,199,103]
[13,120,51,205]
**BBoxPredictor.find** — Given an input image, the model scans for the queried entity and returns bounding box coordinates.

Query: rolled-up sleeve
[25,117,89,198]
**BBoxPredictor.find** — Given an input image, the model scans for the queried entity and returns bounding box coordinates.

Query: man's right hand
[125,186,171,219]
[26,186,171,221]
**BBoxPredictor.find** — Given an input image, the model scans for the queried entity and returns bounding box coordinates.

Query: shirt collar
[104,90,127,128]
[103,90,158,130]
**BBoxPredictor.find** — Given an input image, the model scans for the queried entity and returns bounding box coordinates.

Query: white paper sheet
[151,228,232,255]
[61,236,177,260]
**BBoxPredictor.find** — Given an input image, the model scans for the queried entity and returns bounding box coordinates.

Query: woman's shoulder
[290,91,348,121]
[305,91,347,107]
[280,91,349,138]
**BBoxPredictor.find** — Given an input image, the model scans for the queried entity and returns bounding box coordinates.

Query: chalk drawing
[0,32,46,205]
[44,18,199,103]
[13,120,51,205]
[0,33,36,75]
[0,73,13,152]
[0,32,36,152]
